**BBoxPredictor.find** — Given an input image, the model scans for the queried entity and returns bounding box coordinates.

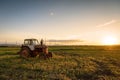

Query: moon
[50,12,54,16]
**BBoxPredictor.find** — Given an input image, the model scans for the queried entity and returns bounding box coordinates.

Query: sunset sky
[0,0,120,45]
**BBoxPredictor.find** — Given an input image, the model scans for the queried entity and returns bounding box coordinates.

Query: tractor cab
[24,39,39,45]
[23,39,39,50]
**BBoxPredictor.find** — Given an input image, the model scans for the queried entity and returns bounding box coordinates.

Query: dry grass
[0,46,120,80]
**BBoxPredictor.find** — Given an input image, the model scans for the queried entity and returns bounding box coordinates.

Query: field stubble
[0,46,120,80]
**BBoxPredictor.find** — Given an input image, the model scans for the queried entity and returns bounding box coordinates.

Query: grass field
[0,46,120,80]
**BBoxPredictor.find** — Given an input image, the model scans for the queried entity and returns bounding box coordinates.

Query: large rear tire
[19,47,31,58]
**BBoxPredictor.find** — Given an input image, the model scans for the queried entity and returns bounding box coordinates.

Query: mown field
[0,46,120,80]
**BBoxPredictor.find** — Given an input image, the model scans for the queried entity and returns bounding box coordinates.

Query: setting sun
[102,36,118,45]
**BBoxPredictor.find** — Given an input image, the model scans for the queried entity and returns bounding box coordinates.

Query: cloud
[47,39,84,42]
[96,20,117,28]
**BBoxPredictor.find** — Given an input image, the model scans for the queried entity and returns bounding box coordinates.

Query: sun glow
[102,36,118,45]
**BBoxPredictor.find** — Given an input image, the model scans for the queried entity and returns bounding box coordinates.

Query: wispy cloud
[96,20,117,28]
[47,39,83,42]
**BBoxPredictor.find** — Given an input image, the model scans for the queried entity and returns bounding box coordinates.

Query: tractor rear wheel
[19,47,31,58]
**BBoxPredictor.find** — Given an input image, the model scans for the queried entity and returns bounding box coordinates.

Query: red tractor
[18,38,52,59]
